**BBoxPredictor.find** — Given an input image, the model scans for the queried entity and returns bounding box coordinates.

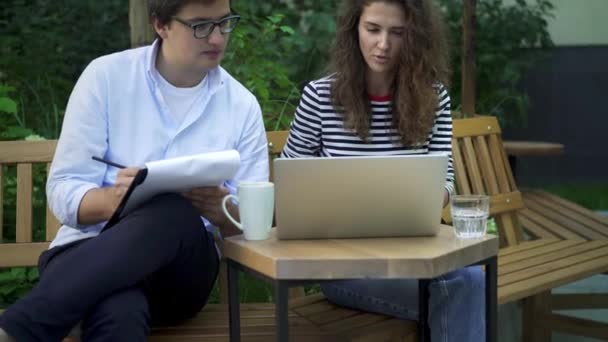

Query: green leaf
[27,268,40,282]
[0,85,16,94]
[0,283,19,295]
[0,97,17,114]
[279,26,295,35]
[10,268,27,279]
[0,271,17,284]
[266,14,284,25]
[1,126,35,140]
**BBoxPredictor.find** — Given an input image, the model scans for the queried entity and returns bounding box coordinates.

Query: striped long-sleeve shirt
[281,76,455,196]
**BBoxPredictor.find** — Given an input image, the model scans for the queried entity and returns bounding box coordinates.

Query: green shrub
[0,0,129,139]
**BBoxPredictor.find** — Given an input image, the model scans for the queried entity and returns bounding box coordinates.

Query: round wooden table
[502,141,564,179]
[503,141,564,157]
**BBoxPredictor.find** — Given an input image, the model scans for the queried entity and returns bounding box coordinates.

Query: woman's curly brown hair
[330,0,450,145]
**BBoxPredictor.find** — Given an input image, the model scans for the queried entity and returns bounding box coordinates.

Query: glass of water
[450,195,490,238]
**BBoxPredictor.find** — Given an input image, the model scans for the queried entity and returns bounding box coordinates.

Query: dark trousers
[0,194,219,342]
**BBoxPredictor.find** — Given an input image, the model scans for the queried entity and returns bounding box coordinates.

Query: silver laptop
[274,154,448,239]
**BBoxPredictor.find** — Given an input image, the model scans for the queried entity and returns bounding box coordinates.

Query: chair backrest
[266,130,289,181]
[0,140,59,268]
[0,133,290,268]
[450,116,526,247]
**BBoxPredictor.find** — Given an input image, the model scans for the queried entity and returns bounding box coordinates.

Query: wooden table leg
[275,281,289,342]
[418,279,431,342]
[486,256,498,342]
[228,259,241,342]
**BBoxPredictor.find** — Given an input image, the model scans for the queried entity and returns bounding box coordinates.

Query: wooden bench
[0,135,411,342]
[2,120,607,341]
[450,116,608,341]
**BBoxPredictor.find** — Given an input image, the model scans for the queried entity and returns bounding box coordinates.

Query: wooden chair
[0,135,413,341]
[450,116,608,341]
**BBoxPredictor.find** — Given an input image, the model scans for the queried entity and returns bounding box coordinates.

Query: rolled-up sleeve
[46,60,109,228]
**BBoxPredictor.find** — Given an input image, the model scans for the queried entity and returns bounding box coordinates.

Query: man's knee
[81,289,150,341]
[131,193,203,234]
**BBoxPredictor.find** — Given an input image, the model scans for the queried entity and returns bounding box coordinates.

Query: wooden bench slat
[16,163,33,243]
[151,334,338,342]
[499,251,608,304]
[526,189,608,226]
[0,140,57,163]
[474,135,500,195]
[488,135,512,193]
[517,214,560,240]
[320,311,391,333]
[0,242,49,267]
[523,196,607,240]
[154,316,313,332]
[495,213,520,248]
[462,137,485,194]
[342,318,417,342]
[489,191,524,217]
[451,138,471,195]
[497,136,517,192]
[266,131,289,156]
[498,240,586,267]
[152,324,330,336]
[498,242,608,287]
[451,116,501,138]
[524,192,608,238]
[518,208,582,239]
[292,300,337,317]
[150,336,337,342]
[307,307,361,326]
[498,239,560,257]
[289,293,328,309]
[499,240,604,275]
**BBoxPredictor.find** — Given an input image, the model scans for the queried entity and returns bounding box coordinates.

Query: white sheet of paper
[121,150,241,214]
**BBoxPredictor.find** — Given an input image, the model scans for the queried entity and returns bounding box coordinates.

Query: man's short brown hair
[148,0,230,27]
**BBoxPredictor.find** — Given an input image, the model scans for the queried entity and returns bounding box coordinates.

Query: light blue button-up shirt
[47,40,269,248]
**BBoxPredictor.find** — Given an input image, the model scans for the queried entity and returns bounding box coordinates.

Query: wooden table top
[503,141,564,157]
[222,225,498,280]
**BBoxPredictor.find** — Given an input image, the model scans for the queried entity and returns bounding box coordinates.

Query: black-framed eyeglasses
[172,13,241,39]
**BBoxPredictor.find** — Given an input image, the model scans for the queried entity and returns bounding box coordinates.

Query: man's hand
[78,167,140,225]
[183,186,241,236]
[106,167,140,213]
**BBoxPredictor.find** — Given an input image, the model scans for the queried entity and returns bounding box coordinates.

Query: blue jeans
[320,266,485,342]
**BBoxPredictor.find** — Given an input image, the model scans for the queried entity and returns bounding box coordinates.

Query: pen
[91,156,126,169]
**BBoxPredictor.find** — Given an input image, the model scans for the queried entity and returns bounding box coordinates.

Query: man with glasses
[0,0,268,341]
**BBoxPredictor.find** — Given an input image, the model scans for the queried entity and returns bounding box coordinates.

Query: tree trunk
[461,0,477,117]
[129,0,155,48]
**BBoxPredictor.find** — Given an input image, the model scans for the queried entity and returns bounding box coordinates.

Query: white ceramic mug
[221,181,274,240]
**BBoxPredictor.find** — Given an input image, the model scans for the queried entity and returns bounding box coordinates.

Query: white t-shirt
[154,70,208,127]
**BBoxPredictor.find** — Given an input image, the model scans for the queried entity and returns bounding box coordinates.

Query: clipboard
[100,150,241,231]
[103,168,148,231]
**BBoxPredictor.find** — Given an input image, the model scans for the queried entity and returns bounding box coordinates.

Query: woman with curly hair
[281,0,484,340]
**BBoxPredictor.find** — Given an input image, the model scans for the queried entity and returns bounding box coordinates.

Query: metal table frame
[227,255,497,342]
